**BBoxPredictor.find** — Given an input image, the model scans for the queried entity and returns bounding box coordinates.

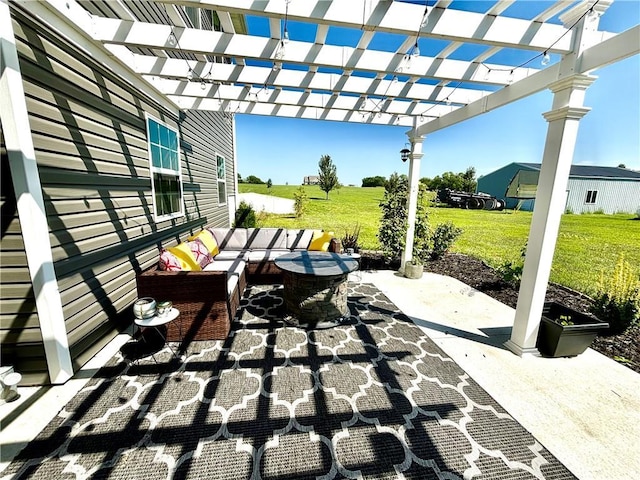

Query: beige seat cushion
[203,259,246,278]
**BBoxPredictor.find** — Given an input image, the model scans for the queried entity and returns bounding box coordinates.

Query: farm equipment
[437,189,505,211]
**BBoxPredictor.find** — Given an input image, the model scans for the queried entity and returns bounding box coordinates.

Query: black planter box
[536,302,609,358]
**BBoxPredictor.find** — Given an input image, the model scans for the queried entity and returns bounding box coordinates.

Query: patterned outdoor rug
[3,283,576,480]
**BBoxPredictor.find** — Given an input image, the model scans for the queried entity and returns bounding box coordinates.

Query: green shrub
[498,243,526,286]
[378,176,408,261]
[234,201,256,227]
[593,253,640,335]
[430,222,463,259]
[378,177,431,263]
[293,186,308,218]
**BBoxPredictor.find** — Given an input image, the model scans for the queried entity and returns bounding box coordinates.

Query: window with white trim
[146,116,183,220]
[216,154,227,205]
[585,190,598,204]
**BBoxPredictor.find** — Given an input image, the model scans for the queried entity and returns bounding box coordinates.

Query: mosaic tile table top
[3,284,576,480]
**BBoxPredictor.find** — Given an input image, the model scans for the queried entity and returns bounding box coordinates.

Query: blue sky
[235,1,639,186]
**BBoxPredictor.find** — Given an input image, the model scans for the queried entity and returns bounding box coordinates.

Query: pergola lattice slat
[162,0,575,52]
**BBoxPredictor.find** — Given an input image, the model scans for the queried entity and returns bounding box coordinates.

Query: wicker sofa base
[136,265,247,343]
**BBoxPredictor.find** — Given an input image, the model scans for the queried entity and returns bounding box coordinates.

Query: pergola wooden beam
[416,24,640,135]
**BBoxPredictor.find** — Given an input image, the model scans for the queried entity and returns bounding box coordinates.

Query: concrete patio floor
[1,271,639,479]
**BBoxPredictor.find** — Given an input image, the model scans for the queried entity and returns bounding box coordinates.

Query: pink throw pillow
[159,249,182,271]
[188,239,213,269]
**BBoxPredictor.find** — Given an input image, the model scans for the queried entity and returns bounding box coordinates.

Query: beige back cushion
[246,228,288,250]
[287,229,314,250]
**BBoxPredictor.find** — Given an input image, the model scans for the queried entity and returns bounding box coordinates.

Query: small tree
[293,186,308,218]
[378,175,431,263]
[318,154,338,200]
[234,201,256,227]
[461,166,477,193]
[267,178,273,193]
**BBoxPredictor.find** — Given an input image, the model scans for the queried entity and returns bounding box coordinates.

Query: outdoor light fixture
[400,147,411,162]
[541,52,551,66]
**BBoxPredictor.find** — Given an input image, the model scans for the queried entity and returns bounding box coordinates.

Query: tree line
[362,166,477,193]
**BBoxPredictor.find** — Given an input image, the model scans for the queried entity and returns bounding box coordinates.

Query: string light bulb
[201,80,206,90]
[412,41,420,58]
[421,6,430,28]
[187,68,194,81]
[541,52,550,66]
[392,75,398,84]
[167,31,177,47]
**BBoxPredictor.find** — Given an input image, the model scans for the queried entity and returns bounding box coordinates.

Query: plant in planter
[536,302,609,357]
[342,224,361,254]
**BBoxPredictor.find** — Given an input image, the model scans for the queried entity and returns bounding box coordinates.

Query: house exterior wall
[566,178,640,214]
[477,163,537,210]
[0,9,234,385]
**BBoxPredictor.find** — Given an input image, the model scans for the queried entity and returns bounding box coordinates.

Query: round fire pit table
[275,251,359,328]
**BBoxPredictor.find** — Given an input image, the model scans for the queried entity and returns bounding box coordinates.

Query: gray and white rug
[3,283,576,479]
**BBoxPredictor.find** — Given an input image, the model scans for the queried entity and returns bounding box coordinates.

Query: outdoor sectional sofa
[136,227,338,343]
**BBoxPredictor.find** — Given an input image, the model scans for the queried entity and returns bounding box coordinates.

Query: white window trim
[217,152,227,206]
[585,190,598,204]
[145,113,185,222]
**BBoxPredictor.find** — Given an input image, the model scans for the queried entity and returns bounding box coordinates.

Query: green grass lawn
[239,184,640,295]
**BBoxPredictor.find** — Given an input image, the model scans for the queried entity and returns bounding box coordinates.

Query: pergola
[4,0,639,360]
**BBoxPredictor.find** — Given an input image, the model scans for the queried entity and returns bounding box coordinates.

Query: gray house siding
[179,110,235,235]
[566,178,640,214]
[1,9,234,384]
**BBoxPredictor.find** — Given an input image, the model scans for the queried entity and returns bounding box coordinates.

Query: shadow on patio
[2,283,574,479]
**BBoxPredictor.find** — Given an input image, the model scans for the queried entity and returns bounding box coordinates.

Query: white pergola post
[0,0,73,383]
[505,2,605,356]
[400,129,424,273]
[505,74,595,356]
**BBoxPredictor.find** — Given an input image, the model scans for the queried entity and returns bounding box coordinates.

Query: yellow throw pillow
[308,230,334,252]
[167,243,202,271]
[188,230,219,256]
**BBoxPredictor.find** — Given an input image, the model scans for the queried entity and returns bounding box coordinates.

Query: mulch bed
[360,251,640,374]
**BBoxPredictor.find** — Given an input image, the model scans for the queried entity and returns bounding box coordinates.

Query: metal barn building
[477,162,640,214]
